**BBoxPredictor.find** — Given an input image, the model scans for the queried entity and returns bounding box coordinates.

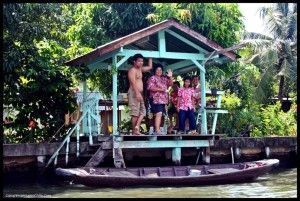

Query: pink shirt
[147,75,170,104]
[177,87,196,110]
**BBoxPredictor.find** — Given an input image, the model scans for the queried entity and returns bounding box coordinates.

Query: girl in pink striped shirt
[177,76,198,135]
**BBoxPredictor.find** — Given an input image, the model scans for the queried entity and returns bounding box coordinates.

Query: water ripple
[4,168,297,198]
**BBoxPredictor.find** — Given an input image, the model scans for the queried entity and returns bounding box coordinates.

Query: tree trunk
[278,75,285,102]
[277,56,285,102]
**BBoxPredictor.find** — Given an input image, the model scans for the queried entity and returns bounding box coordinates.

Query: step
[98,135,112,142]
[79,153,94,158]
[85,149,112,167]
[87,143,102,152]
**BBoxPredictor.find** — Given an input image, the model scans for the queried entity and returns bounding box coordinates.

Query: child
[167,81,180,133]
[177,76,198,135]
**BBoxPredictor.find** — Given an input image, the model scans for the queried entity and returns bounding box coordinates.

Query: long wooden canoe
[56,159,279,187]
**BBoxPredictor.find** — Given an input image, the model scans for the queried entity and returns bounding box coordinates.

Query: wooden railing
[196,90,228,135]
[45,108,98,168]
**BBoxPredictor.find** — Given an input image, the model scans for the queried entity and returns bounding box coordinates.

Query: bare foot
[153,130,162,135]
[133,126,141,135]
[188,130,199,135]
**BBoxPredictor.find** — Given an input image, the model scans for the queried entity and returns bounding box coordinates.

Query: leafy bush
[252,102,297,137]
[218,94,297,137]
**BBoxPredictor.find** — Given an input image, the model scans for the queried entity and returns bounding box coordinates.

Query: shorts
[149,98,165,114]
[128,87,146,117]
[168,105,177,116]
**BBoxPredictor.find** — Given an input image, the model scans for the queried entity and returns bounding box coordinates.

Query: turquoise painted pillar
[172,148,181,165]
[192,59,207,135]
[112,56,118,135]
[158,30,166,57]
[211,95,222,135]
[82,80,88,135]
[200,68,208,135]
[172,136,182,165]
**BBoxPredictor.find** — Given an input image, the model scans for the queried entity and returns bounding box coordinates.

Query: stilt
[265,146,270,158]
[230,146,235,164]
[113,148,126,168]
[172,148,181,165]
[202,147,210,164]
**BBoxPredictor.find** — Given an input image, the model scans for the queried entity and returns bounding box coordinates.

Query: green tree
[3,3,77,143]
[85,3,154,97]
[147,3,244,47]
[94,3,154,40]
[242,3,297,103]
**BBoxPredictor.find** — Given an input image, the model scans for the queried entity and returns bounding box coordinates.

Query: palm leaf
[242,38,273,53]
[286,12,297,41]
[254,65,277,103]
[266,10,283,38]
[275,3,289,17]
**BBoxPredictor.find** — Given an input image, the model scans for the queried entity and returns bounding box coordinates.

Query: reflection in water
[3,168,297,198]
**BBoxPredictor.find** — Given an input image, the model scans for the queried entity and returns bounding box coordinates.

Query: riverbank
[3,136,297,174]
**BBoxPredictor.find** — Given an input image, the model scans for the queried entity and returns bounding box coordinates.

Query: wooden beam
[158,30,166,57]
[172,22,237,60]
[191,59,205,73]
[118,140,210,148]
[65,20,175,66]
[88,62,111,73]
[116,55,130,68]
[173,66,197,75]
[200,68,207,135]
[112,56,118,135]
[65,19,239,67]
[165,29,208,53]
[87,51,118,70]
[205,42,246,57]
[118,49,205,60]
[168,60,193,71]
[203,43,245,64]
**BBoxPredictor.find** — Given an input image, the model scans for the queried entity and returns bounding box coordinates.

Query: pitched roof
[65,18,238,67]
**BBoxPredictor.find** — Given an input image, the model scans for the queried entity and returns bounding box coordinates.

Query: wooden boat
[56,159,279,187]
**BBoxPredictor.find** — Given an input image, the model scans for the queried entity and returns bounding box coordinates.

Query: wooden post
[112,56,118,135]
[76,125,80,157]
[265,146,270,158]
[202,147,210,164]
[158,30,166,57]
[172,136,182,165]
[234,147,241,159]
[37,156,46,168]
[82,80,88,136]
[65,136,70,165]
[191,59,207,135]
[172,148,181,165]
[88,109,93,145]
[230,146,235,164]
[200,68,207,135]
[211,94,222,135]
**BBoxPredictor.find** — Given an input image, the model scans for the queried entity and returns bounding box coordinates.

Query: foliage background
[3,3,297,143]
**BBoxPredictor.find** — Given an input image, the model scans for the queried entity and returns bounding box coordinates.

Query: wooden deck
[115,134,224,141]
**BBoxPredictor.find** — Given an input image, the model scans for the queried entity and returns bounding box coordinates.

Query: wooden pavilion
[49,18,242,168]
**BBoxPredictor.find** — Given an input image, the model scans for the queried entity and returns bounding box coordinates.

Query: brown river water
[3,168,297,198]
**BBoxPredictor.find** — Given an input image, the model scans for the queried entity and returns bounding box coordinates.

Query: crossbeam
[168,60,193,71]
[117,49,205,60]
[165,29,208,53]
[191,59,205,73]
[86,50,119,70]
[173,66,197,75]
[117,140,210,149]
[88,62,110,73]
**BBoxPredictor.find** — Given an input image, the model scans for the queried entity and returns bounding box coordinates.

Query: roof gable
[65,19,238,67]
